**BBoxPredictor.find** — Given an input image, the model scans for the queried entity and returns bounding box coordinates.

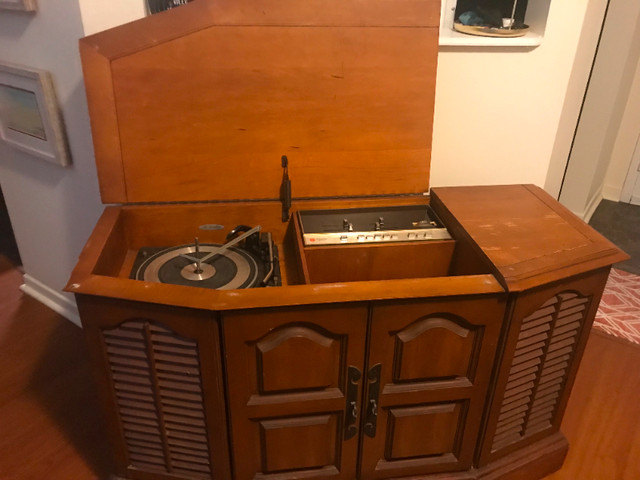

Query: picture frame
[0,61,70,166]
[0,0,37,12]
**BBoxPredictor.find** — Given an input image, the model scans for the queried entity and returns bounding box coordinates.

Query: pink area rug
[594,268,640,345]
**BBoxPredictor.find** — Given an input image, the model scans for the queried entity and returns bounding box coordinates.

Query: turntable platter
[135,244,263,290]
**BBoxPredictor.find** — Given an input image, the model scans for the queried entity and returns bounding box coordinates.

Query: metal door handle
[369,399,378,417]
[364,363,381,438]
[344,366,361,440]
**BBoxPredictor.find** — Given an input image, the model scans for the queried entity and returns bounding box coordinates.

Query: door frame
[620,130,640,204]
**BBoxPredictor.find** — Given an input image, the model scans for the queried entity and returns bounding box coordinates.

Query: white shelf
[439,0,548,48]
[440,28,543,47]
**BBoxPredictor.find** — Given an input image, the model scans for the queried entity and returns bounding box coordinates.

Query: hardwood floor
[0,255,111,480]
[0,253,638,480]
[545,330,640,480]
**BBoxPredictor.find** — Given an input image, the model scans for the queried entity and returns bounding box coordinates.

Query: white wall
[544,0,609,199]
[0,0,106,324]
[78,0,146,36]
[430,0,606,191]
[558,0,640,219]
[605,39,640,201]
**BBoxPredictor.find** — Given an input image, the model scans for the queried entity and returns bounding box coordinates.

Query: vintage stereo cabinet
[67,1,627,480]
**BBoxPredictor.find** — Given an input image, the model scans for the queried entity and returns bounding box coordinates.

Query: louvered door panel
[103,323,167,472]
[102,320,213,479]
[524,294,587,436]
[77,296,232,480]
[490,293,589,453]
[150,323,212,478]
[479,270,610,466]
[490,298,556,451]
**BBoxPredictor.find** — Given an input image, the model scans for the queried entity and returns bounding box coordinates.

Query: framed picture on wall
[0,62,70,166]
[0,0,36,12]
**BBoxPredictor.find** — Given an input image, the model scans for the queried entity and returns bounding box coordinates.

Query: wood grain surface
[2,255,638,479]
[67,0,633,477]
[544,331,640,480]
[431,185,629,291]
[301,240,455,284]
[80,0,439,204]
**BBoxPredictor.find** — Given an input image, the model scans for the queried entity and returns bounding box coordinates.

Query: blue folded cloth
[458,10,485,26]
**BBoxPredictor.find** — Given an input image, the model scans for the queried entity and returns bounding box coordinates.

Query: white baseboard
[20,274,81,327]
[583,188,604,224]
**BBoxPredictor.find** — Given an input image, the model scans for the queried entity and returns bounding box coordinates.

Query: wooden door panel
[256,325,342,393]
[387,402,464,459]
[360,296,504,479]
[362,400,470,478]
[259,414,339,473]
[393,316,479,383]
[223,304,367,480]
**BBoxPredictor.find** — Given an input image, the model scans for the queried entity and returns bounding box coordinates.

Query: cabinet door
[77,295,231,480]
[478,269,609,465]
[359,296,505,479]
[223,304,368,480]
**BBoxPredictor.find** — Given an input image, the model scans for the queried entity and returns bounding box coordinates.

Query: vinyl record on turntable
[135,244,264,290]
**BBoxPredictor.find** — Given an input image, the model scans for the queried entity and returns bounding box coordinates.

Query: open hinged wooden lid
[79,0,440,204]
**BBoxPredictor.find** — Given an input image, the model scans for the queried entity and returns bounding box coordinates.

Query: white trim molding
[564,186,603,223]
[620,132,640,204]
[583,187,604,223]
[20,274,80,327]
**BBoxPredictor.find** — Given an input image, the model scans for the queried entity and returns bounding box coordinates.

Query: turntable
[130,225,281,289]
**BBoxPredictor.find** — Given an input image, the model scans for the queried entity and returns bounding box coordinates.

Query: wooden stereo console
[66,1,627,479]
[68,185,626,480]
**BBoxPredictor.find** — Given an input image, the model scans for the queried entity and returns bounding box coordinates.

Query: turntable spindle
[193,237,203,274]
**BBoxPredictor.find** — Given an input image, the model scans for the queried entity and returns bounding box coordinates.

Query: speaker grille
[491,293,589,453]
[102,320,212,479]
